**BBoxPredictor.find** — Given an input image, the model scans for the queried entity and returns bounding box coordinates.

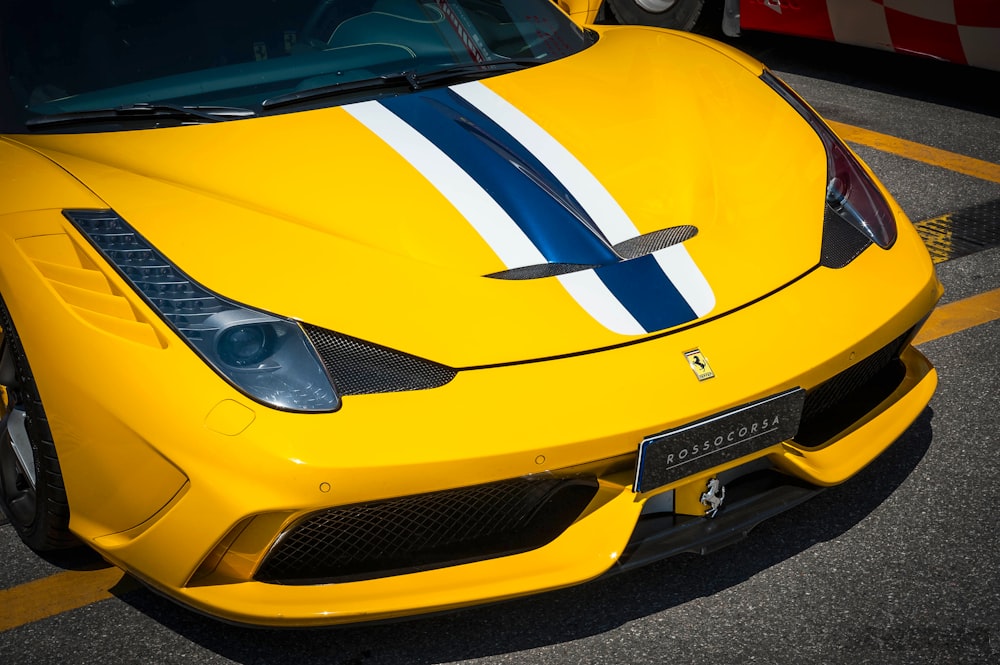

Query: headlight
[762,70,897,250]
[65,210,339,412]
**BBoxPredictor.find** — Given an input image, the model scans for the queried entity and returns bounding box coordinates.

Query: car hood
[14,28,826,367]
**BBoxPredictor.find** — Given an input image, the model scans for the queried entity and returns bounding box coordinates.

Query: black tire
[0,295,76,550]
[605,0,705,31]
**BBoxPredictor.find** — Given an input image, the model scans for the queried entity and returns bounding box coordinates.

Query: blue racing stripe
[381,88,621,267]
[375,85,707,335]
[595,254,697,333]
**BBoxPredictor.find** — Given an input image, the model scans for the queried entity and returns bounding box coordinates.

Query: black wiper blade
[261,60,543,111]
[261,71,421,110]
[414,59,544,85]
[26,103,256,130]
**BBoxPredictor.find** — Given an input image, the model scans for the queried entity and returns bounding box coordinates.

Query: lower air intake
[794,327,912,446]
[255,476,599,584]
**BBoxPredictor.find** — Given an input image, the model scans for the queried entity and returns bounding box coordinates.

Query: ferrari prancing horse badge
[684,348,715,381]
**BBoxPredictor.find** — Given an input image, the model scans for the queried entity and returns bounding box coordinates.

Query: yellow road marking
[0,565,137,632]
[913,214,956,264]
[914,287,1000,345]
[828,121,1000,185]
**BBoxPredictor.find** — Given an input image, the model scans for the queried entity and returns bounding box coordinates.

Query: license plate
[635,388,806,493]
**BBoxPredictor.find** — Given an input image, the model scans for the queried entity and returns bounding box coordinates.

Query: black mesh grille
[820,206,873,269]
[794,328,912,446]
[255,476,599,584]
[303,325,456,395]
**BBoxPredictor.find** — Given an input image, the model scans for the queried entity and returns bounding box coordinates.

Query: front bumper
[2,211,940,626]
[140,343,937,627]
[617,344,934,574]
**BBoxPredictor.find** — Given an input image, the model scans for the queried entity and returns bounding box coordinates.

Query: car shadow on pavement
[111,407,934,665]
[31,542,113,572]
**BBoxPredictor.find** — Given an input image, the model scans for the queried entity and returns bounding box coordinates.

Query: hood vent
[486,225,698,280]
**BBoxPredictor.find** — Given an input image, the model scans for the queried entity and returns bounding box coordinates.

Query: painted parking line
[829,122,1000,262]
[828,120,1000,184]
[914,287,1000,346]
[0,564,139,632]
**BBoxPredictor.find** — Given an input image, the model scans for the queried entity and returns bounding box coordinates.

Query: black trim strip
[610,473,822,575]
[457,265,822,372]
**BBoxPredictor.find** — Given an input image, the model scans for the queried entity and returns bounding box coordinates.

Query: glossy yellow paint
[13,28,810,366]
[558,0,603,25]
[2,204,938,623]
[0,25,941,626]
[773,346,936,486]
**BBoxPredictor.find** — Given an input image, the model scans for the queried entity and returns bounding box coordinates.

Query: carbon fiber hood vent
[486,226,698,280]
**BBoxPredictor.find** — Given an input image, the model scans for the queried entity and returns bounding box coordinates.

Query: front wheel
[0,296,76,550]
[605,0,706,31]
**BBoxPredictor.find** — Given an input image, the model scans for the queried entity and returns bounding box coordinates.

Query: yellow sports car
[1,0,938,626]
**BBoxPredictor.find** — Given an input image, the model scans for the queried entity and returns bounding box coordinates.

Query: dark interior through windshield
[0,0,589,131]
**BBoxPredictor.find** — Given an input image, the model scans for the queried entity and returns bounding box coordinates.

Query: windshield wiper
[414,59,544,85]
[262,70,421,110]
[26,103,256,130]
[261,59,543,111]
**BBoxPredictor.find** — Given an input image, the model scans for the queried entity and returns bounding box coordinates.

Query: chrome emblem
[684,348,715,381]
[700,477,726,518]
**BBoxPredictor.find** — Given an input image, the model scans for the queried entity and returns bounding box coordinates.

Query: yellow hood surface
[14,29,825,367]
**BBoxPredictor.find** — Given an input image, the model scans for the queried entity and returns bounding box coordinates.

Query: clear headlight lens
[762,70,897,249]
[65,210,339,412]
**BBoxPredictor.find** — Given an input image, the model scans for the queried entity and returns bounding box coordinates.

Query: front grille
[255,476,599,584]
[794,328,913,446]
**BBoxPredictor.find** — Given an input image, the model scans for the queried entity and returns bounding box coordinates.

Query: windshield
[0,0,591,132]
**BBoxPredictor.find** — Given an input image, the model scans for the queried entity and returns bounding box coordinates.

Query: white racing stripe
[344,100,546,269]
[557,270,646,336]
[345,96,649,335]
[653,245,716,317]
[455,81,716,324]
[346,91,715,336]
